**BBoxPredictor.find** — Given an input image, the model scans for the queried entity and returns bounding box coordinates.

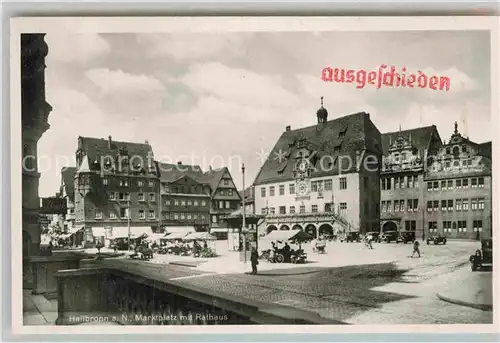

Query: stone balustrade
[55,263,345,326]
[28,254,81,299]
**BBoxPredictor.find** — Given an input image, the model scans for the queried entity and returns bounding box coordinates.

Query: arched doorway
[318,223,334,238]
[304,224,317,238]
[23,230,31,257]
[382,221,398,232]
[279,225,290,231]
[292,224,303,231]
[266,225,278,234]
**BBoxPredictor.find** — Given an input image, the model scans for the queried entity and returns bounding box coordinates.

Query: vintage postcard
[10,16,498,335]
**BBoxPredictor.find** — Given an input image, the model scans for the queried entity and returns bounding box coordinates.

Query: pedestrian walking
[412,240,421,258]
[367,236,374,249]
[250,247,259,274]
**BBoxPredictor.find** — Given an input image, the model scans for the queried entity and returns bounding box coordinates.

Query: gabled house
[203,167,242,239]
[158,161,211,233]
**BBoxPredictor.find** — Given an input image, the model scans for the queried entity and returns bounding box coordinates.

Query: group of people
[361,233,421,258]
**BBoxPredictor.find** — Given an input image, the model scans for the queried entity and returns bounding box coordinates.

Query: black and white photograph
[12,17,497,332]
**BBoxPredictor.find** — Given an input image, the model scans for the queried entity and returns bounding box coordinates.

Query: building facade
[73,136,160,247]
[59,167,76,228]
[21,34,53,257]
[423,123,492,240]
[205,167,242,239]
[379,125,443,238]
[254,100,382,239]
[158,162,211,232]
[380,122,493,240]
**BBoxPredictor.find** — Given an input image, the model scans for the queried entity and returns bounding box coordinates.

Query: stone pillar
[21,34,52,258]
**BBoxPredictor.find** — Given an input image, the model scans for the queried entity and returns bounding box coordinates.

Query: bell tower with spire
[316,96,328,130]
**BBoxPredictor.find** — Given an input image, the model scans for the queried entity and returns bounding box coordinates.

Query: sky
[38,30,492,197]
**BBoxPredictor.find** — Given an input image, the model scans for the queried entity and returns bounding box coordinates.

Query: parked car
[426,234,447,245]
[381,231,399,243]
[399,231,416,244]
[469,238,492,271]
[342,232,361,243]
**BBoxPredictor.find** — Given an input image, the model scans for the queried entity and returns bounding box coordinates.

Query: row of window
[426,198,485,211]
[165,199,207,207]
[381,176,419,190]
[260,177,348,197]
[261,203,347,215]
[442,158,474,170]
[95,208,156,220]
[428,220,483,233]
[445,144,468,155]
[163,185,208,195]
[103,179,155,188]
[426,177,485,191]
[381,199,419,213]
[164,213,207,221]
[109,192,156,202]
[218,189,234,196]
[213,200,238,210]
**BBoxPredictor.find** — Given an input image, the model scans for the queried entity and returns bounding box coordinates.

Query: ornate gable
[383,128,422,172]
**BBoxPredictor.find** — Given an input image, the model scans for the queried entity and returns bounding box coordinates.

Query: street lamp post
[127,197,131,250]
[242,163,247,263]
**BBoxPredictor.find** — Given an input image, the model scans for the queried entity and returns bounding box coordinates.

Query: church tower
[316,96,328,130]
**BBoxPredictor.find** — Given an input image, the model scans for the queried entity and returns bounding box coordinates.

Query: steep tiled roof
[239,186,255,203]
[157,162,206,184]
[60,166,76,200]
[203,167,227,195]
[381,125,439,156]
[253,112,382,185]
[478,141,492,159]
[77,136,155,173]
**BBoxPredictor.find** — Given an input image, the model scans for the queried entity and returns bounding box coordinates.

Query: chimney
[177,161,182,165]
[145,140,149,144]
[108,135,112,149]
[285,125,291,132]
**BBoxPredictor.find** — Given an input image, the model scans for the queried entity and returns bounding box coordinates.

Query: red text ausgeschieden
[321,65,451,91]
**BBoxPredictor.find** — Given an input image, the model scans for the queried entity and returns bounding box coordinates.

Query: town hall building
[253,98,383,239]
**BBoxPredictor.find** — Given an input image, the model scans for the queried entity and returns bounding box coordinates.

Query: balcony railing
[263,210,352,229]
[55,260,344,325]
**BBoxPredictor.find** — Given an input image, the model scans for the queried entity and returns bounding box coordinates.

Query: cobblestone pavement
[174,241,493,324]
[101,258,208,280]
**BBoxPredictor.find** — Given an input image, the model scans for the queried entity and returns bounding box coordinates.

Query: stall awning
[58,233,73,239]
[164,231,191,240]
[146,233,167,241]
[68,225,84,234]
[210,227,228,233]
[183,232,217,241]
[164,226,196,234]
[262,229,312,242]
[92,227,106,237]
[108,226,154,239]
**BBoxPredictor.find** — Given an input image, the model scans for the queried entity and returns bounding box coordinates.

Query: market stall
[183,232,217,257]
[260,229,313,263]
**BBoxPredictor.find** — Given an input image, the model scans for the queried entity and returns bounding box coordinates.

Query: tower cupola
[316,96,328,124]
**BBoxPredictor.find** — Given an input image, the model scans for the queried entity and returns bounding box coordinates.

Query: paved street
[49,239,492,325]
[163,240,493,324]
